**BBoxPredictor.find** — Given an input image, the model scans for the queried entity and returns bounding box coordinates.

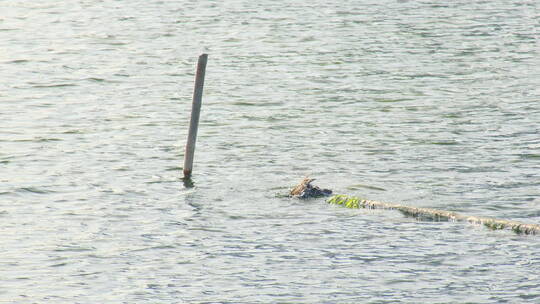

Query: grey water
[1,0,539,303]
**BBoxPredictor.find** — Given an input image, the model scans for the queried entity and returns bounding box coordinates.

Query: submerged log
[328,195,540,235]
[289,177,540,235]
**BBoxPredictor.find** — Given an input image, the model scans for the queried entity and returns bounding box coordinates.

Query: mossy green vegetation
[483,221,506,230]
[327,195,362,208]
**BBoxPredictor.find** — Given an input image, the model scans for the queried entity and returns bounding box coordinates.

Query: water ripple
[1,0,539,303]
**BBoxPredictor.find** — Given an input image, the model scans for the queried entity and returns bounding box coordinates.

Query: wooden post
[183,54,208,179]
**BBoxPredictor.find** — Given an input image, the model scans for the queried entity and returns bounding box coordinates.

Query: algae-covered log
[328,195,540,235]
[288,178,540,235]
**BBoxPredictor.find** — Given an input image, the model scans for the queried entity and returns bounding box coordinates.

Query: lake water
[1,0,540,303]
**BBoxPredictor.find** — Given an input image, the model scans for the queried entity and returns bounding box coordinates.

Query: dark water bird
[290,177,332,199]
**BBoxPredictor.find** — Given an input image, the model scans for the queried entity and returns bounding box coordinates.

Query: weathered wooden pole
[183,54,208,179]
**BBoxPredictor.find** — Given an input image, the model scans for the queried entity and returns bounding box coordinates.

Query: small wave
[53,245,95,252]
[232,101,259,106]
[11,138,61,143]
[520,153,540,160]
[430,140,459,145]
[129,245,176,253]
[31,83,77,88]
[347,184,387,191]
[86,77,105,82]
[85,77,121,83]
[5,59,29,64]
[50,263,68,268]
[17,187,54,194]
[62,130,83,134]
[374,98,413,103]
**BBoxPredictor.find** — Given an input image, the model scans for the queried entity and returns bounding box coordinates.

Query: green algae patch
[328,195,363,209]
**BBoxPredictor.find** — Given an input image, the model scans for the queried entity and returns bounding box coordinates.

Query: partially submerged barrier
[328,195,540,235]
[290,178,540,235]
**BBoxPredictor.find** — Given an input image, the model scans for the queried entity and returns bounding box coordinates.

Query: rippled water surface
[2,0,540,303]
